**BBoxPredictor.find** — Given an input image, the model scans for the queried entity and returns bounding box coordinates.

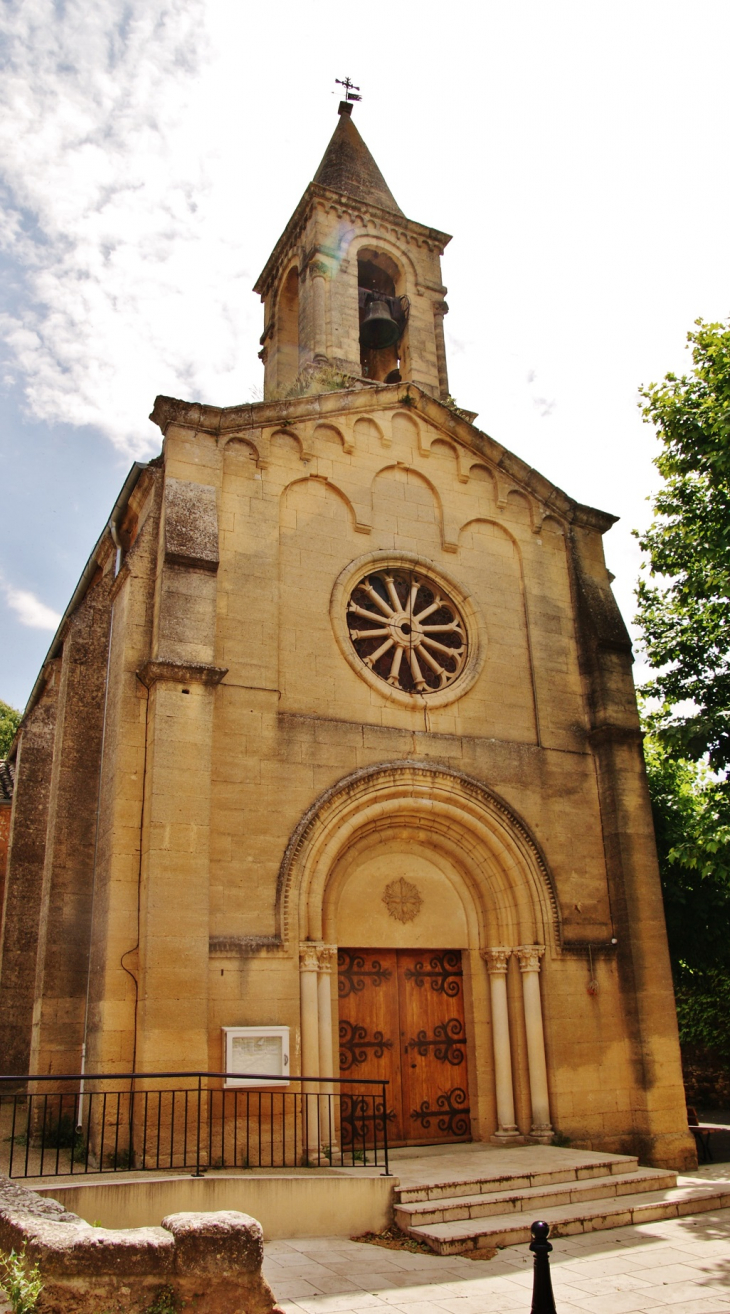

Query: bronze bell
[360,298,401,351]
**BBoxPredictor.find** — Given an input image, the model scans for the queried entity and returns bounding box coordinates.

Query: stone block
[0,1177,280,1314]
[164,478,219,573]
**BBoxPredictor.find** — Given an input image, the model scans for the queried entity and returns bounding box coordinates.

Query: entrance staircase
[391,1146,730,1254]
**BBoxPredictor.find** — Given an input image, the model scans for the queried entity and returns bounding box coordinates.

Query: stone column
[516,945,553,1142]
[309,263,329,363]
[299,943,321,1154]
[433,299,450,399]
[482,948,521,1142]
[317,945,338,1153]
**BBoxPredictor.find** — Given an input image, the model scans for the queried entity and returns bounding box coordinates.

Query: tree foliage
[643,735,730,977]
[0,700,21,759]
[636,318,730,767]
[637,319,730,1071]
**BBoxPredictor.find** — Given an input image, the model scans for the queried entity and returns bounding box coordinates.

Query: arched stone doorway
[278,761,559,1148]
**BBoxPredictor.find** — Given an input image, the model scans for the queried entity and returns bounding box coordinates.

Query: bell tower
[254,102,452,400]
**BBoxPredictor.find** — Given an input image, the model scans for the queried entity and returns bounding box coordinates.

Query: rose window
[346,569,467,695]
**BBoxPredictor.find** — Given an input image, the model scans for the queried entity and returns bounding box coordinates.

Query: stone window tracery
[346,567,467,695]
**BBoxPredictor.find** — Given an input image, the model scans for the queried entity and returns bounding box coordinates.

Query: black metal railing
[0,1071,390,1180]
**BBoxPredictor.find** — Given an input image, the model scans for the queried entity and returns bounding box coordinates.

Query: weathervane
[335,77,362,104]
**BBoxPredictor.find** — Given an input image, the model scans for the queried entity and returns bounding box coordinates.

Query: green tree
[637,318,730,1079]
[636,317,730,767]
[643,732,730,1059]
[644,736,730,965]
[0,699,21,759]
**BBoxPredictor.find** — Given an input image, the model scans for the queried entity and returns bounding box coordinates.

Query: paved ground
[2,1153,729,1311]
[264,1169,730,1314]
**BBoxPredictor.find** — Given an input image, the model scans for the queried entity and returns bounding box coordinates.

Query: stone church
[0,103,694,1170]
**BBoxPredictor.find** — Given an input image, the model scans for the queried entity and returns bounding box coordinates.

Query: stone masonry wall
[29,567,115,1076]
[0,678,60,1076]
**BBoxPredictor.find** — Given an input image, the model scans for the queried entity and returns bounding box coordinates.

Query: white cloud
[1,0,729,656]
[0,0,251,456]
[2,581,61,631]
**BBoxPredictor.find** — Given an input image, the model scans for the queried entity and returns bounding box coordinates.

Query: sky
[1,0,729,711]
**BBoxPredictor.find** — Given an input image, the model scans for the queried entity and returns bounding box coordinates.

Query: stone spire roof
[312,106,403,216]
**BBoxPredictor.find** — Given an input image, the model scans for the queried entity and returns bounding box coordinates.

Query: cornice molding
[136,660,228,689]
[209,935,284,957]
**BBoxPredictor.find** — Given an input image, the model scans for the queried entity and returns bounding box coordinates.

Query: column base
[527,1127,555,1145]
[490,1128,525,1145]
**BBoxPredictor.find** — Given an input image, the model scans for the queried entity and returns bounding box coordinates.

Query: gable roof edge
[150,385,618,534]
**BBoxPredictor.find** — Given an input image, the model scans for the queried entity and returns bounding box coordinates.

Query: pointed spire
[312,105,403,216]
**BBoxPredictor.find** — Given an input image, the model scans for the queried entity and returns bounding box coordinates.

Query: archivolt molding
[276,760,561,951]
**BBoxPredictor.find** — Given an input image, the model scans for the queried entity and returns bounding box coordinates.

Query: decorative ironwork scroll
[340,1093,394,1146]
[337,950,392,999]
[405,1017,466,1066]
[339,1020,393,1071]
[404,951,463,996]
[409,1087,470,1138]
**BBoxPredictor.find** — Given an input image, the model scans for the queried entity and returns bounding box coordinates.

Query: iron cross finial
[335,77,362,103]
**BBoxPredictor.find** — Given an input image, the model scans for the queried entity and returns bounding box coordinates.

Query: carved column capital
[299,942,322,973]
[317,944,338,973]
[516,945,545,974]
[307,259,330,280]
[481,947,512,975]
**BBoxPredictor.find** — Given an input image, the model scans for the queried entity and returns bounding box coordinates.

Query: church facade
[0,104,695,1170]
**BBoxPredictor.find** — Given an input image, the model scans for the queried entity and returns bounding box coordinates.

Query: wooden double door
[338,948,471,1146]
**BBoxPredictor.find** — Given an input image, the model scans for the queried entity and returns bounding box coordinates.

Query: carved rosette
[299,943,321,973]
[516,945,545,974]
[382,878,423,924]
[481,947,512,975]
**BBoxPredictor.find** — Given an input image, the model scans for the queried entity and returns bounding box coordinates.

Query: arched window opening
[357,249,408,383]
[277,266,300,390]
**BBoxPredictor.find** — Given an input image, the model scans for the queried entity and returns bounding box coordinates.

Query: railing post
[530,1220,557,1314]
[381,1080,390,1176]
[194,1073,203,1177]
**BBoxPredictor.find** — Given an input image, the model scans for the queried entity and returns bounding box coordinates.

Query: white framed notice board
[222,1026,290,1088]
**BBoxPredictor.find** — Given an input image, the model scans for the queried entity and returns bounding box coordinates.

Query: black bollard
[529,1220,557,1313]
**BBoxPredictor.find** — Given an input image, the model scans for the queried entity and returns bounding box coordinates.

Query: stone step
[394,1167,677,1228]
[407,1182,730,1255]
[395,1153,640,1204]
